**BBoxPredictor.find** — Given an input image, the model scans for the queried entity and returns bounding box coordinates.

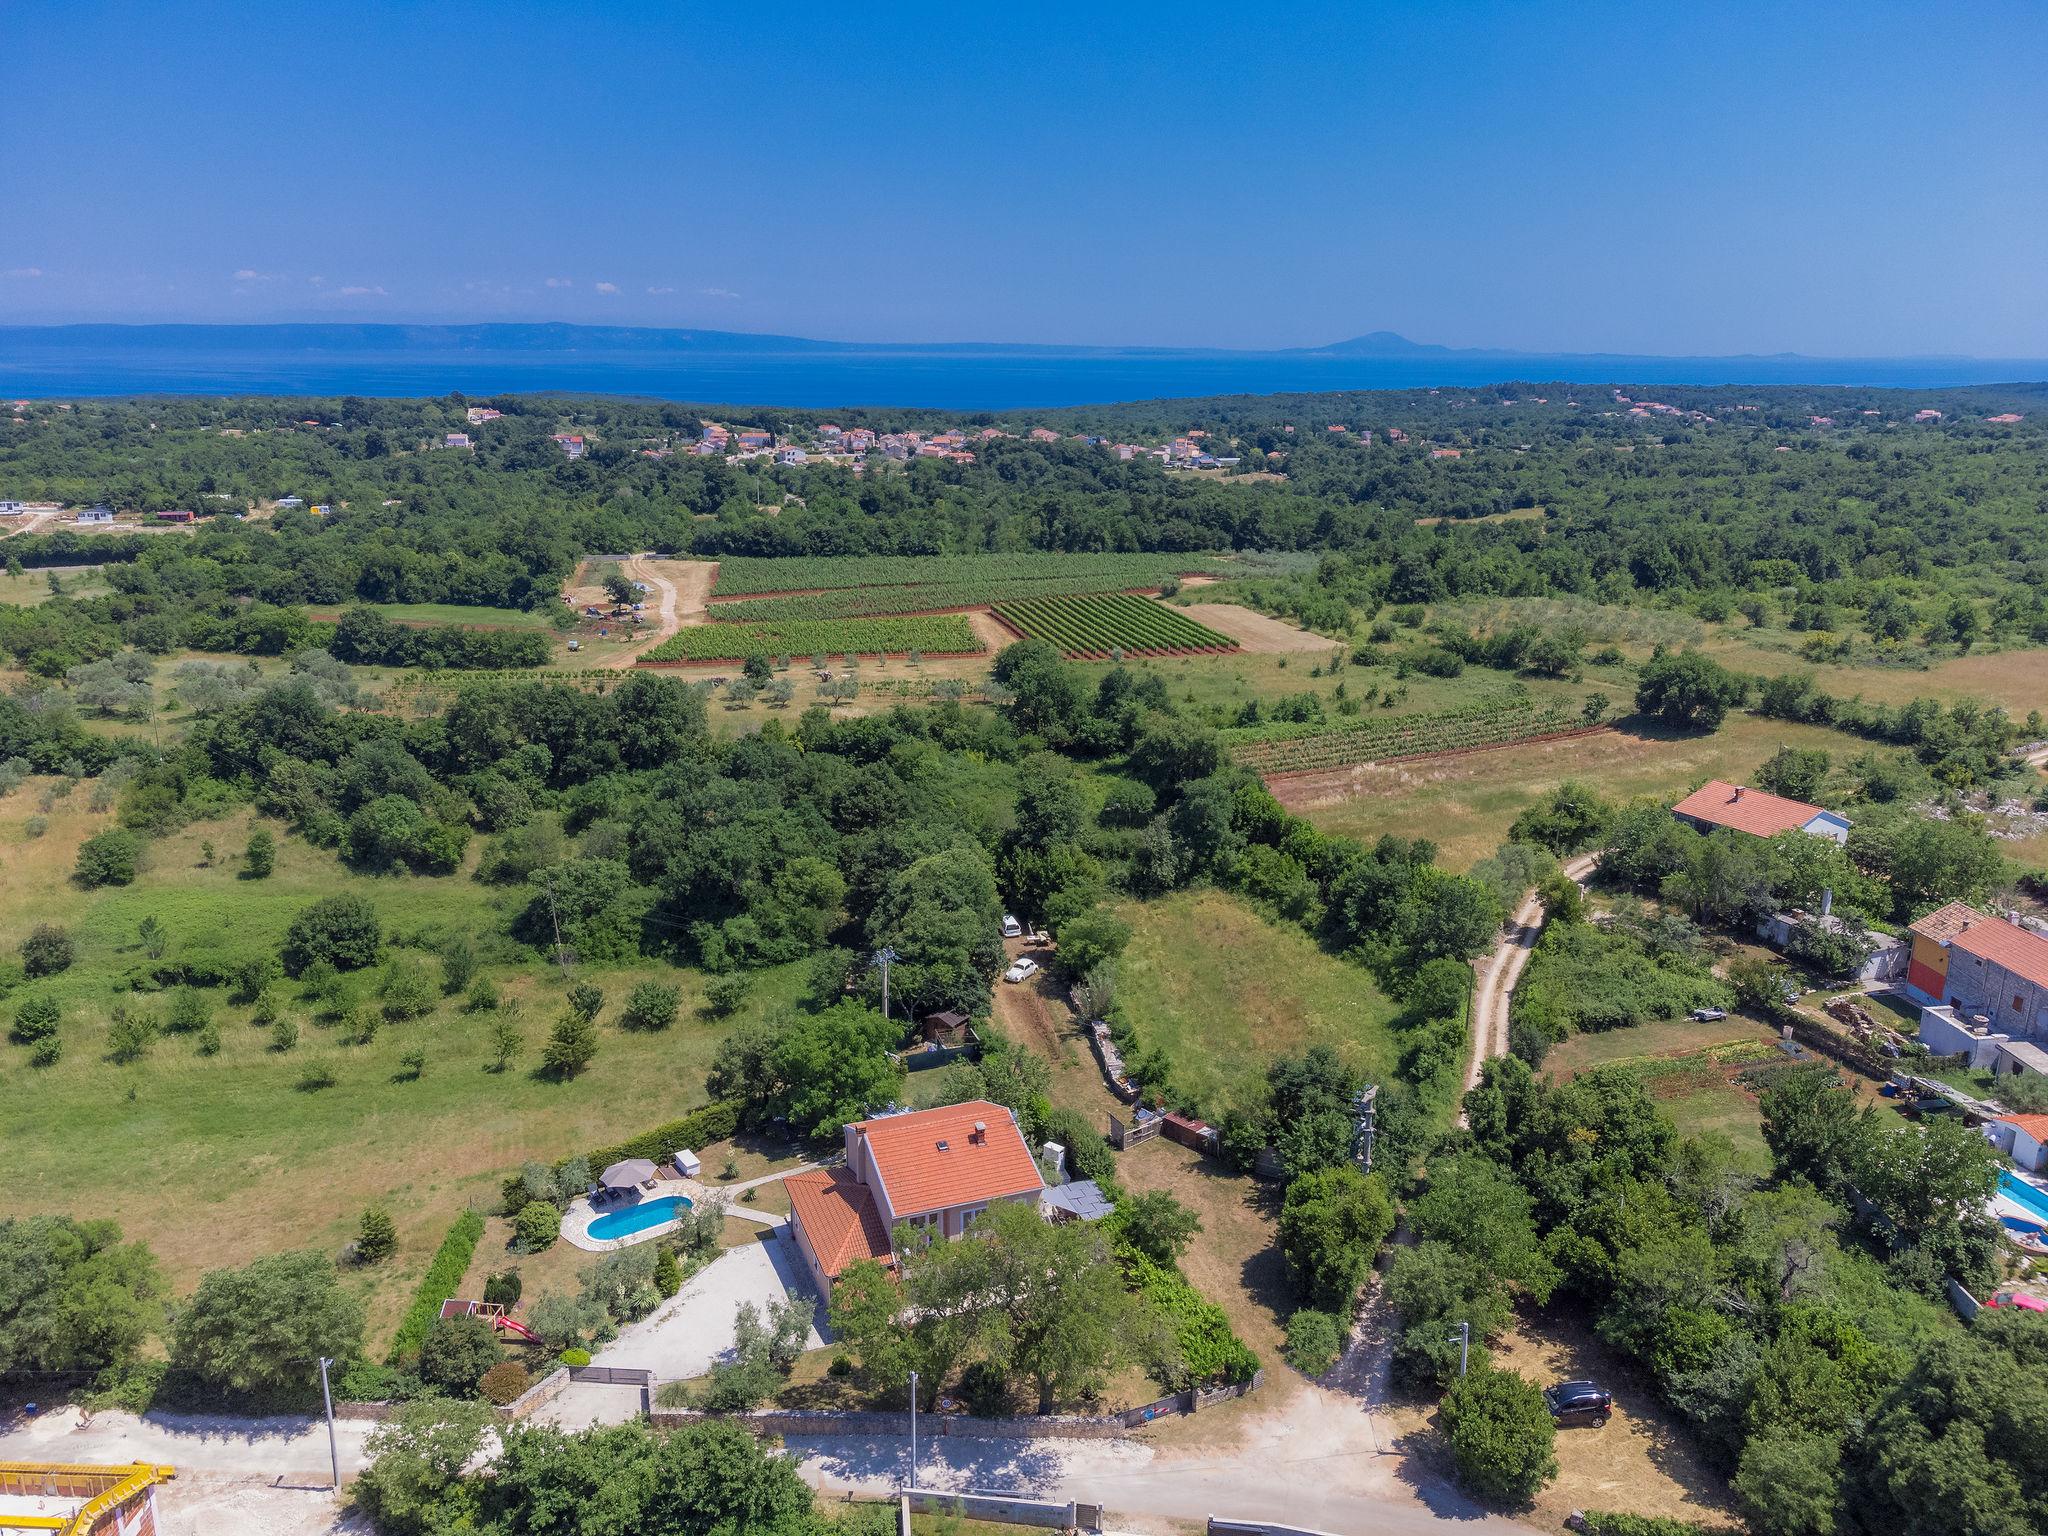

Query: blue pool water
[587,1195,693,1242]
[1999,1171,2048,1225]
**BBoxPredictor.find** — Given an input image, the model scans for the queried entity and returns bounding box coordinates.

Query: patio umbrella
[599,1158,657,1190]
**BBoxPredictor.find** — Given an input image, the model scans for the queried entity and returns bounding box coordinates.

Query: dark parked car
[1543,1380,1614,1426]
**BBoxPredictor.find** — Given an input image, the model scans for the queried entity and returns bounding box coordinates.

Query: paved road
[1462,852,1600,1121]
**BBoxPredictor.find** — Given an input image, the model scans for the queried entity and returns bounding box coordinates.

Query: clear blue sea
[1,341,2042,409]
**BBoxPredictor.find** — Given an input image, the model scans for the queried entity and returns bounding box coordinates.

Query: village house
[552,433,586,459]
[443,432,472,449]
[783,1100,1045,1296]
[1990,1112,2048,1174]
[1903,901,2048,1043]
[76,505,116,525]
[1670,780,1851,844]
[0,500,26,516]
[736,429,772,450]
[465,407,502,425]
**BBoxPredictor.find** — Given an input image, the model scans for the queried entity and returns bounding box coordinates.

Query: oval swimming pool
[587,1194,693,1242]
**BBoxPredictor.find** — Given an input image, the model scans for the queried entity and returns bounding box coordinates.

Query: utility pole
[1448,1322,1469,1379]
[317,1356,340,1489]
[908,1368,919,1492]
[872,946,901,1025]
[542,873,571,979]
[1350,1084,1378,1173]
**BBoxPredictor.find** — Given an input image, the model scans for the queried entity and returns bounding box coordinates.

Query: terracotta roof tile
[1909,900,1984,944]
[852,1100,1043,1217]
[785,1167,892,1280]
[1951,915,2048,992]
[1997,1113,2048,1142]
[1671,780,1835,838]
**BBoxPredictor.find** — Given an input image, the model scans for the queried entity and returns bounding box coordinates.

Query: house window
[956,1204,989,1233]
[2018,996,2027,1013]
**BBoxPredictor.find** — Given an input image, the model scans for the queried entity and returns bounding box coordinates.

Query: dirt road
[572,554,715,668]
[1462,852,1600,1116]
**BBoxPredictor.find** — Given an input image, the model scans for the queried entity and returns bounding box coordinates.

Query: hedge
[385,1208,486,1364]
[1579,1516,1724,1536]
[497,1100,742,1211]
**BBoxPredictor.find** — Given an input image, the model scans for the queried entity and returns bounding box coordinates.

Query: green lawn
[0,566,108,605]
[0,788,802,1346]
[1111,888,1399,1118]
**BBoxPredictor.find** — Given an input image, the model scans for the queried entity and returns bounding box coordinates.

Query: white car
[1001,913,1024,938]
[1003,957,1039,984]
[1689,1007,1728,1022]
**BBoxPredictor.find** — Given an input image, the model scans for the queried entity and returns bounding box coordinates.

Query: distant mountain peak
[1298,331,1454,356]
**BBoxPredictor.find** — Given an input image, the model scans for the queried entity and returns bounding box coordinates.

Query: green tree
[620,979,681,1032]
[1439,1366,1557,1505]
[356,1207,397,1265]
[417,1312,501,1394]
[1754,746,1832,802]
[1050,906,1131,980]
[1110,1190,1203,1266]
[170,1250,364,1403]
[74,827,142,887]
[20,924,74,977]
[10,994,60,1046]
[513,1201,561,1253]
[981,1199,1147,1414]
[489,1015,522,1072]
[244,825,276,878]
[1277,1165,1395,1311]
[542,1012,599,1079]
[0,1216,165,1381]
[282,894,381,973]
[1760,1065,1874,1194]
[351,1399,491,1536]
[1635,649,1747,731]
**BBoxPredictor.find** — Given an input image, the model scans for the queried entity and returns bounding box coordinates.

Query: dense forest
[2,383,2045,674]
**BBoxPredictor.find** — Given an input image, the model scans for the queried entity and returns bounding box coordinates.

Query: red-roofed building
[784,1100,1044,1295]
[1993,1113,2048,1173]
[1901,901,2048,1044]
[1670,781,1851,843]
[1987,413,2024,424]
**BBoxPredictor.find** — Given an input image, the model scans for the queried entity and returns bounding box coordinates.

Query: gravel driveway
[589,1229,825,1382]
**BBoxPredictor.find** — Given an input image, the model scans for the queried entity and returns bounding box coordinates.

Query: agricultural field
[1110,887,1400,1117]
[639,613,980,664]
[301,601,558,631]
[710,568,1215,622]
[0,789,806,1347]
[993,592,1237,658]
[707,551,1233,597]
[1274,711,1874,872]
[1222,688,1583,773]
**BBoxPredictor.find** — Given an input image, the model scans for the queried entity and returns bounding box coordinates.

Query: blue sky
[4,0,2044,355]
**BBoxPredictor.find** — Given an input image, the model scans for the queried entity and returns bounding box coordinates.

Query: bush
[1439,1366,1557,1506]
[566,982,604,1022]
[559,1347,591,1368]
[170,1250,365,1406]
[165,988,212,1035]
[654,1246,683,1297]
[513,1200,562,1254]
[1038,1105,1116,1185]
[20,924,74,977]
[398,1047,426,1080]
[479,1360,531,1405]
[620,980,681,1032]
[75,827,142,887]
[1126,1253,1260,1386]
[386,1209,487,1364]
[703,974,751,1017]
[194,1021,221,1057]
[296,1061,338,1091]
[483,1270,522,1308]
[107,1009,158,1064]
[244,826,276,878]
[11,993,60,1045]
[1284,1308,1345,1377]
[270,1016,299,1052]
[1110,1189,1202,1265]
[464,976,500,1013]
[283,894,382,973]
[357,1208,397,1265]
[29,1036,60,1067]
[379,961,437,1021]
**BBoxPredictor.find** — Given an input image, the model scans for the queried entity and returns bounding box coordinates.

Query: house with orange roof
[1906,901,2048,1064]
[1670,781,1851,844]
[1992,1112,2048,1173]
[783,1100,1045,1296]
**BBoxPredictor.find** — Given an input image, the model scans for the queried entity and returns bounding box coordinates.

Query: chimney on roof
[972,1120,987,1142]
[1733,786,1745,800]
